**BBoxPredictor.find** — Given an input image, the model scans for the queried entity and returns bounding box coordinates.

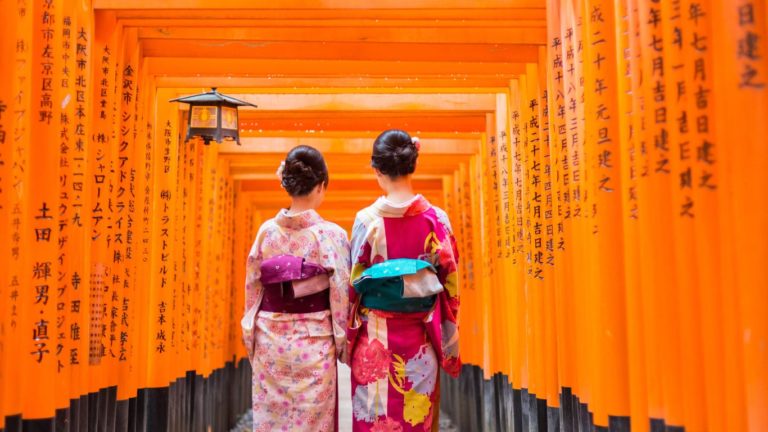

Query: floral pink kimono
[348,195,460,432]
[242,209,350,432]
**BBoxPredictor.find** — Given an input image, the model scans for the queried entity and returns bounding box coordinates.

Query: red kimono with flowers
[348,195,460,432]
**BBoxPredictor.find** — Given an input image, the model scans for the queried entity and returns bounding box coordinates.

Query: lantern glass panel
[190,106,217,128]
[221,106,237,130]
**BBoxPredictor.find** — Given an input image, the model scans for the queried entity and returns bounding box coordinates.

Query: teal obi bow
[353,258,444,312]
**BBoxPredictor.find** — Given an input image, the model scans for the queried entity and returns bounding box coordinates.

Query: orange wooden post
[493,93,513,380]
[231,186,247,360]
[636,0,676,425]
[23,0,64,422]
[54,0,78,411]
[66,0,95,409]
[470,154,484,369]
[561,0,592,412]
[537,46,560,414]
[146,89,180,392]
[452,166,474,363]
[616,0,650,429]
[508,78,529,394]
[459,160,481,366]
[113,26,140,404]
[680,0,726,430]
[712,1,767,430]
[88,9,117,399]
[0,1,16,428]
[199,141,219,378]
[189,138,205,380]
[547,0,580,420]
[583,0,631,426]
[5,0,34,419]
[175,122,192,377]
[480,121,497,377]
[660,0,710,429]
[0,0,19,425]
[133,72,157,405]
[523,62,547,413]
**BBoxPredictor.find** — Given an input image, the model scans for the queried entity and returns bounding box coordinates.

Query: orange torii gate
[0,1,766,432]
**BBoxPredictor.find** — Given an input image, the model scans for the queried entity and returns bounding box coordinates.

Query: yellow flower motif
[445,272,458,297]
[403,389,431,426]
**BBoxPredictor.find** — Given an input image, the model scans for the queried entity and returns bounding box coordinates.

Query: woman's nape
[287,183,326,215]
[279,145,329,214]
[374,168,414,204]
[371,129,419,204]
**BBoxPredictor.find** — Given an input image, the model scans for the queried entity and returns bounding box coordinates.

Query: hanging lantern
[169,88,257,145]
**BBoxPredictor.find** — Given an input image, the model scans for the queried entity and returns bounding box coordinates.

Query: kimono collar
[371,194,432,218]
[274,208,324,230]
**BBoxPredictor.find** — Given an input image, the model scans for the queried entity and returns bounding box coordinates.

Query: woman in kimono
[242,145,350,432]
[348,129,460,432]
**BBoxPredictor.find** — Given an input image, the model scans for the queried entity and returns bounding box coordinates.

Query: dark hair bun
[281,145,329,197]
[371,129,418,178]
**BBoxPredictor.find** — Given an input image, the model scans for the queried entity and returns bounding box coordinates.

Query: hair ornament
[412,136,421,152]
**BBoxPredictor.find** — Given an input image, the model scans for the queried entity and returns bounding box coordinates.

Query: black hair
[281,145,329,197]
[371,129,418,178]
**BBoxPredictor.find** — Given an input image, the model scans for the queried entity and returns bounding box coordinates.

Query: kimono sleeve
[433,207,461,376]
[242,226,266,362]
[348,213,373,306]
[324,225,351,363]
[435,207,460,311]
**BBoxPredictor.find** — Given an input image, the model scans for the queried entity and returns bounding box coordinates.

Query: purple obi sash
[259,255,330,313]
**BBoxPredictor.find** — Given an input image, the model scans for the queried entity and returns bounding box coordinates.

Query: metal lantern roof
[169,87,258,108]
[170,88,257,145]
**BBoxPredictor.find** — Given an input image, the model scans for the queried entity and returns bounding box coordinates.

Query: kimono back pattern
[348,195,460,432]
[242,209,350,432]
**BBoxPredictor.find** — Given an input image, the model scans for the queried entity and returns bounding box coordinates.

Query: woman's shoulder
[428,205,454,234]
[315,219,347,238]
[353,202,381,226]
[256,217,279,235]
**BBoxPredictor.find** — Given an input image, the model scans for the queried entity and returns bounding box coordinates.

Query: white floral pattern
[243,209,350,432]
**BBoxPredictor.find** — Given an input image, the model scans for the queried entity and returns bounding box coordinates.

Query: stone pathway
[231,362,459,431]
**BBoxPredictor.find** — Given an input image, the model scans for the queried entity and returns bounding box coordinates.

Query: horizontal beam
[153,76,514,90]
[231,172,447,181]
[225,153,469,176]
[140,40,540,63]
[236,114,487,133]
[146,58,527,77]
[114,8,546,20]
[239,193,446,209]
[129,19,546,29]
[138,26,546,44]
[97,0,545,10]
[242,193,444,209]
[235,131,482,139]
[219,137,480,155]
[240,178,443,191]
[167,92,498,112]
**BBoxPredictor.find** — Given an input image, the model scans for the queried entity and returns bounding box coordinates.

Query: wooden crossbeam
[219,137,479,155]
[153,76,514,90]
[239,178,444,191]
[138,26,545,45]
[140,40,540,63]
[146,58,527,77]
[113,8,546,20]
[236,113,487,133]
[97,0,545,10]
[227,156,469,177]
[166,92,498,112]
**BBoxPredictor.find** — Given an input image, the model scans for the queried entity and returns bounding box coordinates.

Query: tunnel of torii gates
[0,0,766,431]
